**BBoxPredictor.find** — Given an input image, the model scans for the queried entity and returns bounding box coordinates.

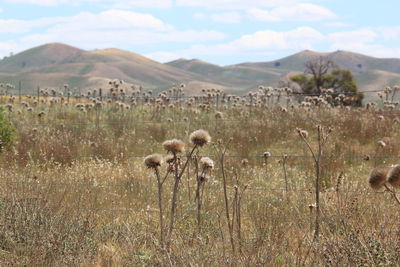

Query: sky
[0,0,399,65]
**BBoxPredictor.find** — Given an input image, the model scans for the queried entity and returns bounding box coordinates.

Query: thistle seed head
[369,166,392,190]
[200,157,214,170]
[263,152,271,158]
[387,164,400,187]
[377,140,386,148]
[197,172,210,182]
[189,129,211,147]
[162,139,185,153]
[144,154,163,169]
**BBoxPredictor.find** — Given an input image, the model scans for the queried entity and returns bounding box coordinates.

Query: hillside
[0,43,231,93]
[1,43,400,97]
[237,50,400,74]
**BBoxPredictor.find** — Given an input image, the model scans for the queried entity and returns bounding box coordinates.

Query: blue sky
[0,0,399,65]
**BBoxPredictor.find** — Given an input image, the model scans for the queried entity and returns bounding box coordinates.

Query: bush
[0,106,15,150]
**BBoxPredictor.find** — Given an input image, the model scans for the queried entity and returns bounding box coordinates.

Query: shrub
[0,106,15,150]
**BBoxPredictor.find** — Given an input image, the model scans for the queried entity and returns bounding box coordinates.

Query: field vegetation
[0,83,399,266]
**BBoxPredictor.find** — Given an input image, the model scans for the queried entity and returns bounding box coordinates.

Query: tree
[290,57,363,106]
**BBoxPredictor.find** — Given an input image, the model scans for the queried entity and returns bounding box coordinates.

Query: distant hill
[0,43,226,94]
[1,43,400,98]
[237,50,400,74]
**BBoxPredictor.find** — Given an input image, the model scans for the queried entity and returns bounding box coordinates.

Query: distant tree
[290,57,363,106]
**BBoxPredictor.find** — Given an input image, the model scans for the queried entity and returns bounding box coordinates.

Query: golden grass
[0,96,399,265]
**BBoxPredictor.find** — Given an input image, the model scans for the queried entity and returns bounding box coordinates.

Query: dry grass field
[0,85,399,266]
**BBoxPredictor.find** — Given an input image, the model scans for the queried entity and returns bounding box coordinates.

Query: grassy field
[0,89,399,266]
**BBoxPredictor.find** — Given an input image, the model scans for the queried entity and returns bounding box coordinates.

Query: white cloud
[248,3,336,22]
[0,9,226,58]
[0,17,68,33]
[327,28,400,58]
[379,26,400,40]
[4,10,224,51]
[221,26,324,52]
[48,10,172,32]
[6,0,173,8]
[110,0,173,8]
[325,22,352,28]
[194,12,242,24]
[147,26,400,62]
[6,0,68,5]
[328,29,378,45]
[145,51,180,62]
[22,29,225,48]
[0,10,170,34]
[148,26,325,61]
[176,0,303,9]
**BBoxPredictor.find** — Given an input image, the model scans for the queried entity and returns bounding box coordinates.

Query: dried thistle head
[309,203,317,211]
[189,129,211,147]
[162,139,185,154]
[387,164,400,187]
[215,112,223,119]
[377,140,386,148]
[200,157,214,171]
[144,154,163,169]
[296,128,308,139]
[369,166,392,190]
[263,152,271,158]
[241,159,249,167]
[197,172,210,182]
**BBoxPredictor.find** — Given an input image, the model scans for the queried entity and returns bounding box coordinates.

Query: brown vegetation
[0,85,398,265]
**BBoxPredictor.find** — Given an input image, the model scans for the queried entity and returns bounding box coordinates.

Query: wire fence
[9,152,400,160]
[0,177,390,195]
[0,88,392,99]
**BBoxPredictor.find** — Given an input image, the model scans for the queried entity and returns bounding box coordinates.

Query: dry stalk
[297,125,331,242]
[166,146,197,250]
[218,139,236,253]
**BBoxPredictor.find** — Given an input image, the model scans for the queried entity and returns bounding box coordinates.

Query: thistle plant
[369,165,400,206]
[195,156,214,232]
[152,129,211,250]
[296,125,331,241]
[263,151,271,175]
[144,154,168,246]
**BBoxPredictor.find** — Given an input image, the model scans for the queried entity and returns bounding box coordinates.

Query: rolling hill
[1,43,400,98]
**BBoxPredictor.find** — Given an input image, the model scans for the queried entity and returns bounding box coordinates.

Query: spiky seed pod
[198,172,210,182]
[189,129,211,147]
[378,140,386,148]
[387,164,400,187]
[215,112,223,119]
[241,159,249,167]
[162,139,185,153]
[263,152,271,158]
[296,128,308,139]
[369,166,392,190]
[200,157,214,170]
[144,154,163,169]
